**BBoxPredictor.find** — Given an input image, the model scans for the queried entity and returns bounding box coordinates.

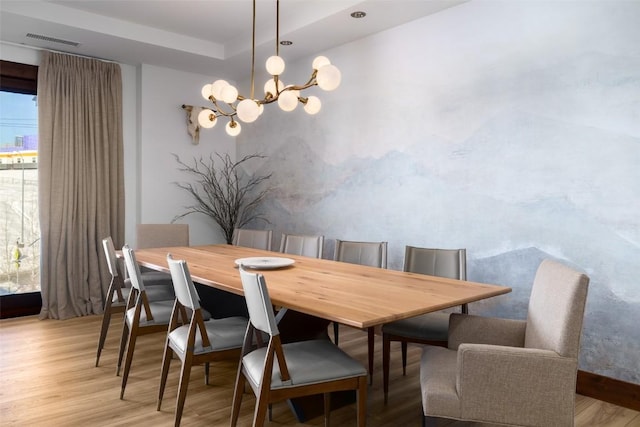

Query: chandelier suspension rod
[250,0,257,100]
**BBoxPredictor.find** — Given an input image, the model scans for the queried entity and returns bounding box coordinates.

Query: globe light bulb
[312,56,331,70]
[265,55,285,76]
[264,78,284,97]
[304,96,321,115]
[236,99,261,123]
[278,90,298,112]
[316,64,341,91]
[197,109,217,128]
[226,120,241,136]
[220,84,238,103]
[210,79,229,100]
[201,84,213,100]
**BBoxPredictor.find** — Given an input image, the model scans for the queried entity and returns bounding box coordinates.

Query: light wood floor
[1,315,639,427]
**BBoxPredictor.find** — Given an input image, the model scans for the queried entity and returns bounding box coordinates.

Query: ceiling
[1,0,467,79]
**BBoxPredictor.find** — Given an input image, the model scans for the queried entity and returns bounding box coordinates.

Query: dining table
[133,244,512,421]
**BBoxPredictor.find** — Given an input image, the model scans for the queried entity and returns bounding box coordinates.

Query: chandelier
[197,0,342,136]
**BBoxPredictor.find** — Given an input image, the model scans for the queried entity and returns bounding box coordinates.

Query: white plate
[235,257,295,270]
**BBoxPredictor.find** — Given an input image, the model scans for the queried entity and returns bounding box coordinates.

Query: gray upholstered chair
[279,233,324,258]
[381,246,466,403]
[230,266,368,427]
[158,254,247,427]
[95,236,174,367]
[333,239,388,383]
[419,259,589,427]
[232,228,273,250]
[136,223,190,249]
[118,244,176,399]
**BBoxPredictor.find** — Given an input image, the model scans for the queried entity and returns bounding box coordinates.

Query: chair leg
[253,393,270,427]
[401,341,408,376]
[119,325,138,399]
[174,356,193,427]
[323,392,331,427]
[116,318,129,376]
[204,362,210,385]
[333,322,340,345]
[157,343,173,411]
[95,305,113,367]
[367,327,375,384]
[357,376,368,427]
[383,333,391,404]
[230,371,246,427]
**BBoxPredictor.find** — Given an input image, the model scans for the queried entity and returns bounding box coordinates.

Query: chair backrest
[166,254,201,311]
[121,244,146,293]
[136,224,189,249]
[232,228,273,251]
[403,246,466,280]
[334,239,388,268]
[238,266,279,337]
[279,233,324,258]
[524,259,590,359]
[102,236,120,278]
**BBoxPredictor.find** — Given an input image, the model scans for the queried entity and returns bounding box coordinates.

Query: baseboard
[0,292,42,319]
[577,370,640,411]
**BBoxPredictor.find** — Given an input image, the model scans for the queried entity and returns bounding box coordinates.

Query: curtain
[38,51,124,320]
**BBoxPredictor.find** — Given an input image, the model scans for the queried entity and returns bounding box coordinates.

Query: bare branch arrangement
[172,153,272,244]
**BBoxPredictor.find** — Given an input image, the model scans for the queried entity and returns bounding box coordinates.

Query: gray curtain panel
[38,51,124,319]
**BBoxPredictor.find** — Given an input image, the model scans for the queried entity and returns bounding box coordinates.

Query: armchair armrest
[448,313,526,350]
[456,343,578,426]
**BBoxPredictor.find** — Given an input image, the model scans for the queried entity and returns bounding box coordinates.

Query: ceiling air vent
[26,33,80,47]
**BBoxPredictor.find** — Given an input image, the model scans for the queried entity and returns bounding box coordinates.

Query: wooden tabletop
[134,244,511,329]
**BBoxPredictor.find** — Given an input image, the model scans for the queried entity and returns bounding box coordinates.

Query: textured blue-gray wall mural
[239,1,640,384]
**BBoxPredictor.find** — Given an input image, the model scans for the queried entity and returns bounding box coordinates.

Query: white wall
[138,64,236,245]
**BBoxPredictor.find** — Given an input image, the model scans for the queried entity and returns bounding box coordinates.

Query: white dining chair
[279,233,324,258]
[95,236,174,367]
[231,266,368,427]
[118,244,175,399]
[232,228,273,250]
[158,254,247,426]
[333,239,387,383]
[381,246,466,403]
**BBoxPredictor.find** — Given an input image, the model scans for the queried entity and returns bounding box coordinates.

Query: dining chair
[118,244,176,399]
[231,266,368,427]
[232,228,273,250]
[279,233,324,258]
[136,223,190,249]
[157,254,247,427]
[95,236,175,367]
[419,259,589,427]
[333,239,387,383]
[381,246,466,403]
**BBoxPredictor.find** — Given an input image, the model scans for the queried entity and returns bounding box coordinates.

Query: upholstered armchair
[420,259,590,427]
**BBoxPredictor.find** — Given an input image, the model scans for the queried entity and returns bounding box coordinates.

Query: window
[0,60,41,317]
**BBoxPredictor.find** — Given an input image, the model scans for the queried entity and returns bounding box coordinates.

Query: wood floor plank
[1,315,638,426]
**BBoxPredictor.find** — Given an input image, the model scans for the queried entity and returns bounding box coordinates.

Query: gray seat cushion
[242,339,367,390]
[382,312,450,342]
[168,316,247,355]
[125,299,174,327]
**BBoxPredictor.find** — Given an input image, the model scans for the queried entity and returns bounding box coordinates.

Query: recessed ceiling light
[280,40,293,46]
[351,11,366,18]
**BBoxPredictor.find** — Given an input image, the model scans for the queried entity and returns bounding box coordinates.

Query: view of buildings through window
[0,91,39,295]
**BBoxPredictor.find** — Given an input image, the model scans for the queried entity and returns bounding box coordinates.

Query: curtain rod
[1,41,118,64]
